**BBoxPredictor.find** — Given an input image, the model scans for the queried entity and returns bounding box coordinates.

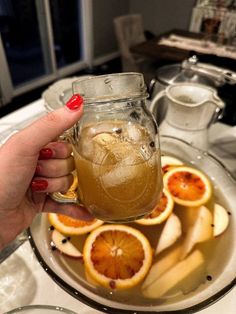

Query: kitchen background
[0,0,235,124]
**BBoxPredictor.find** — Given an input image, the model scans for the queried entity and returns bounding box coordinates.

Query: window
[0,0,92,106]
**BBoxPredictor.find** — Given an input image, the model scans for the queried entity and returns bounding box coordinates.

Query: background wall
[129,0,196,36]
[92,0,130,58]
[92,0,196,60]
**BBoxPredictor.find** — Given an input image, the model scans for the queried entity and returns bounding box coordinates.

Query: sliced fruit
[142,249,204,299]
[51,229,82,258]
[213,203,230,237]
[181,205,213,259]
[85,270,99,286]
[174,206,199,233]
[68,170,78,191]
[93,132,116,145]
[161,155,183,173]
[83,224,152,290]
[142,242,183,290]
[155,213,182,255]
[136,188,174,225]
[48,212,103,235]
[59,171,78,200]
[163,166,212,207]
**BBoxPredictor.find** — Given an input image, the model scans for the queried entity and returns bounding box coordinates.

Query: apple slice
[175,206,199,233]
[93,133,116,145]
[213,203,230,237]
[142,249,204,299]
[181,205,213,259]
[142,242,183,290]
[155,213,182,255]
[51,229,82,258]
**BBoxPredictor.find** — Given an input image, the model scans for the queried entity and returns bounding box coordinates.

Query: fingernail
[31,179,48,191]
[66,94,83,111]
[39,148,53,159]
[35,165,41,175]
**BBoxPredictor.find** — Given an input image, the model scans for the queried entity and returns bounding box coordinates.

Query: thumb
[18,94,83,154]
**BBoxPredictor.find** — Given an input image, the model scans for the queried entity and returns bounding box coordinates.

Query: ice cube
[127,123,142,141]
[78,140,94,160]
[89,122,116,137]
[101,160,139,188]
[100,144,146,188]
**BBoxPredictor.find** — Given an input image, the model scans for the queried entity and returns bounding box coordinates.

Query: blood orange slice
[135,188,174,225]
[48,212,103,235]
[83,224,152,290]
[163,166,212,207]
[161,155,183,174]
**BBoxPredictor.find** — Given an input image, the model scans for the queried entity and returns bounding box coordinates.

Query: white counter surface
[0,99,236,314]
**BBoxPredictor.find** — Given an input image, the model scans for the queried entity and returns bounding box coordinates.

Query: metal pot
[149,55,236,125]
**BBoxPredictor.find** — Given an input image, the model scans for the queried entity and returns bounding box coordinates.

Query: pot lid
[156,63,216,87]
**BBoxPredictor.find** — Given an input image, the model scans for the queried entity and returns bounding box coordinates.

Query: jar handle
[50,129,80,205]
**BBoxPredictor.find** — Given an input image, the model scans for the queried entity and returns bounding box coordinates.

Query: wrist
[0,210,26,251]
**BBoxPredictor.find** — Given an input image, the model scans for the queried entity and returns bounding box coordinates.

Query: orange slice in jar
[83,224,152,290]
[68,171,78,191]
[48,212,103,235]
[135,188,174,225]
[163,166,212,207]
[59,171,78,200]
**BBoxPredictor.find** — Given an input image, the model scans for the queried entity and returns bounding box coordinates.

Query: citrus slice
[163,166,212,207]
[59,171,78,200]
[48,212,103,235]
[68,171,78,191]
[161,155,183,173]
[135,188,174,225]
[83,224,152,290]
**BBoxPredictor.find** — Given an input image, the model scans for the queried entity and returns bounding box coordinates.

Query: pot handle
[148,78,157,99]
[149,89,166,114]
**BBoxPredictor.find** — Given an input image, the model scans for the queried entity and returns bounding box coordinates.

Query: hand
[0,95,93,250]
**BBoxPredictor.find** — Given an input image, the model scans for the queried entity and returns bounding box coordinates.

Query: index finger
[16,96,83,156]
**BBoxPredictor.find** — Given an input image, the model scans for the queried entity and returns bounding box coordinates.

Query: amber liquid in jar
[73,120,162,222]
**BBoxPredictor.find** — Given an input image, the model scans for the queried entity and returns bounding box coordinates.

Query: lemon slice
[58,171,78,200]
[83,224,152,290]
[68,171,78,191]
[163,166,212,207]
[48,213,103,235]
[136,188,174,225]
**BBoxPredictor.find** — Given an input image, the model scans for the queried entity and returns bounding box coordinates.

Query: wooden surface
[131,29,236,70]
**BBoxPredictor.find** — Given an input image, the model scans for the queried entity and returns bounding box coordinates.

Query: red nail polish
[66,94,83,111]
[31,179,48,191]
[39,148,53,159]
[35,165,41,174]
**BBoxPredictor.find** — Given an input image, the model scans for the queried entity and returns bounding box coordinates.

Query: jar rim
[72,72,149,104]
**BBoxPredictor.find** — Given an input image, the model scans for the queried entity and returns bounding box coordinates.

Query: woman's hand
[0,95,92,250]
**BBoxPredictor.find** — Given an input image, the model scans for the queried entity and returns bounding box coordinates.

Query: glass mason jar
[53,73,163,223]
